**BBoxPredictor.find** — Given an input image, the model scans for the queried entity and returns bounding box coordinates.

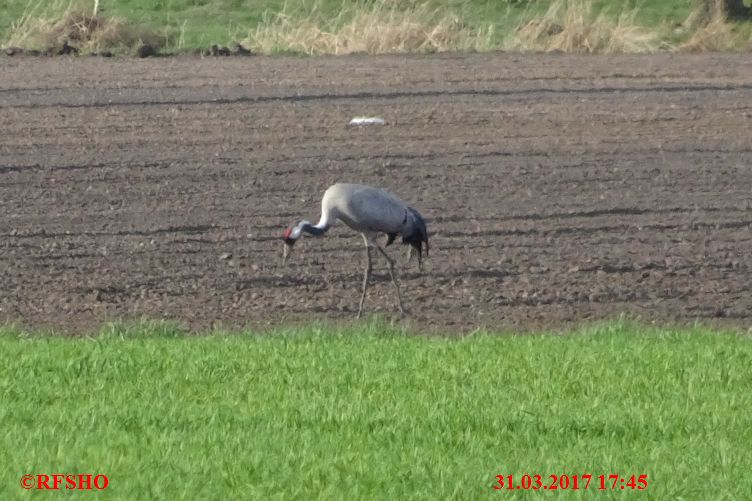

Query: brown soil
[1,53,751,333]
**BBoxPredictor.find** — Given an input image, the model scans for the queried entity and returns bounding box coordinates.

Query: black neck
[302,222,329,236]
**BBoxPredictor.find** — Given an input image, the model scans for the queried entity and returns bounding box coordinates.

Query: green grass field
[3,0,750,54]
[2,319,751,499]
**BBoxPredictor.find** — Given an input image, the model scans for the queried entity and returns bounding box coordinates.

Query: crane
[282,183,429,318]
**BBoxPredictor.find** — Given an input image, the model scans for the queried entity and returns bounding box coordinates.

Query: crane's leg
[357,245,372,319]
[375,245,405,315]
[406,246,422,272]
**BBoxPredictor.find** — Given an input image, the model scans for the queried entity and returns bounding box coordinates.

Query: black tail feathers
[402,207,429,264]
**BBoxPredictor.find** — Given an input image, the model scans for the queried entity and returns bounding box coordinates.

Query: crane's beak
[282,242,292,266]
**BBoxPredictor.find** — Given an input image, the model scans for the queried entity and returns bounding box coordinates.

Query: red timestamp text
[493,474,648,491]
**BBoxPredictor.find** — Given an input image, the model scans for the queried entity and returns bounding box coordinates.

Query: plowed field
[1,53,750,332]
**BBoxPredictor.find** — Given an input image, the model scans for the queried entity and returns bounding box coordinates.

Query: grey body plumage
[282,183,429,317]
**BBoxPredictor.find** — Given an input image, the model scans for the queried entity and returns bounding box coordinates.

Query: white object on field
[349,117,386,126]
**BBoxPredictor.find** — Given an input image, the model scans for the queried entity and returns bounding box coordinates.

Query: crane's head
[282,226,298,265]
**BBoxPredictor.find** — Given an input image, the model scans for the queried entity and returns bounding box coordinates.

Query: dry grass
[504,0,662,54]
[679,1,751,52]
[243,1,495,55]
[3,0,164,54]
[3,0,751,56]
[681,14,737,51]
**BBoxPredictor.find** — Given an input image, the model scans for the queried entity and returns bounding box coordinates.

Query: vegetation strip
[1,0,751,56]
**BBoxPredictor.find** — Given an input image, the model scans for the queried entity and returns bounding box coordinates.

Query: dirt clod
[56,40,78,55]
[3,46,24,56]
[136,44,156,58]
